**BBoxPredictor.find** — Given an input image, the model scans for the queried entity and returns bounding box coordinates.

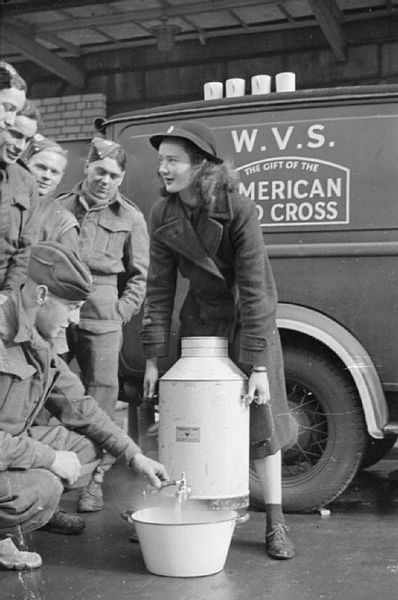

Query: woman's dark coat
[141,190,296,457]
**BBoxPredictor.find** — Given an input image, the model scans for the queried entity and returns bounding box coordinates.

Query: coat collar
[207,191,233,221]
[153,191,233,281]
[13,290,44,347]
[0,289,38,345]
[66,181,123,211]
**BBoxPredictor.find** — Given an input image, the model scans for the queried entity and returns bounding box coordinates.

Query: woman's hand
[247,370,270,405]
[143,357,159,399]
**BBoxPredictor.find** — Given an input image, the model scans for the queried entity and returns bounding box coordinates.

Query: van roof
[104,84,398,129]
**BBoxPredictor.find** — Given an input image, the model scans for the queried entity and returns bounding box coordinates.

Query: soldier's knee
[0,469,63,535]
[35,469,63,509]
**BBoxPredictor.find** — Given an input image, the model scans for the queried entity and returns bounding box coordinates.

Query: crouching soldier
[0,242,168,570]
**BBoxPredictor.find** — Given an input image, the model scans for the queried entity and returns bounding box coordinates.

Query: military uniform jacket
[37,193,79,246]
[0,291,141,471]
[58,183,149,332]
[0,161,39,293]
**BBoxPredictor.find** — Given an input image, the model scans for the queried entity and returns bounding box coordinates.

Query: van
[63,84,398,512]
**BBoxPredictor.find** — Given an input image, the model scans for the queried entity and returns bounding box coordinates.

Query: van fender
[276,303,387,439]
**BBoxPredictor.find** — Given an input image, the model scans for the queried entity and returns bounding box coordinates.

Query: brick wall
[33,93,106,140]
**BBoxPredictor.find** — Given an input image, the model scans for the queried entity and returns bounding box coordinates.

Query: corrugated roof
[0,0,397,88]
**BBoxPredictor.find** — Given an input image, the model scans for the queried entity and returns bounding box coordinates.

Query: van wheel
[249,347,367,513]
[360,435,397,469]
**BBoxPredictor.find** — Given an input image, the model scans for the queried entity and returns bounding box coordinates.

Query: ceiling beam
[228,10,249,29]
[29,0,287,32]
[308,0,346,62]
[3,17,321,64]
[1,25,85,88]
[181,16,207,45]
[1,0,122,15]
[2,8,395,65]
[276,2,295,24]
[34,31,82,56]
[93,27,116,43]
[4,16,82,56]
[2,0,284,16]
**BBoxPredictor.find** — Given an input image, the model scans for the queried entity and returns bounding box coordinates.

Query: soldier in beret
[0,242,167,570]
[25,135,78,356]
[0,102,41,295]
[58,137,150,511]
[25,135,78,246]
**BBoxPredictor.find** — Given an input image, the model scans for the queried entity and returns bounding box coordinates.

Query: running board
[383,422,398,435]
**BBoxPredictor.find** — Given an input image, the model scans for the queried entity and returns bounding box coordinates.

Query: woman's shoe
[265,523,295,559]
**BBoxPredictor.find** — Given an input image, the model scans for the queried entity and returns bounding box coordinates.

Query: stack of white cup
[203,72,296,100]
[203,81,224,100]
[274,72,296,93]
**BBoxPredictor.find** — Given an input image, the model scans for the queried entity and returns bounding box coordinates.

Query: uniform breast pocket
[3,204,24,247]
[96,217,130,260]
[0,363,37,428]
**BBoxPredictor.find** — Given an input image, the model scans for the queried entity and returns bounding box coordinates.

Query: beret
[25,134,67,162]
[150,120,223,164]
[28,242,92,301]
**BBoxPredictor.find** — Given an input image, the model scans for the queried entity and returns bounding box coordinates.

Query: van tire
[249,346,367,513]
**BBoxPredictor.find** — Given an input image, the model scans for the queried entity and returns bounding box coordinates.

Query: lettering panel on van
[211,113,398,232]
[117,106,398,235]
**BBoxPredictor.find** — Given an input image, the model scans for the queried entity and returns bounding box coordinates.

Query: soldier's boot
[77,465,104,513]
[41,508,85,534]
[0,538,42,570]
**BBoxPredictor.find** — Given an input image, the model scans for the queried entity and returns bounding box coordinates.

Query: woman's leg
[253,450,295,559]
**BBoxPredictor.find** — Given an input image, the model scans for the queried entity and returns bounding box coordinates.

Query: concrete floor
[2,445,398,600]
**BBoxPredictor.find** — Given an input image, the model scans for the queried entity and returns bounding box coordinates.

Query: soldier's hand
[50,450,82,485]
[131,453,169,488]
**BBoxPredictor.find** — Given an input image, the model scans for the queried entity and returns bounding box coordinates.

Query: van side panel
[114,94,398,398]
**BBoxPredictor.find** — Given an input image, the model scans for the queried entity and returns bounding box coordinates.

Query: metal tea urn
[158,336,250,511]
